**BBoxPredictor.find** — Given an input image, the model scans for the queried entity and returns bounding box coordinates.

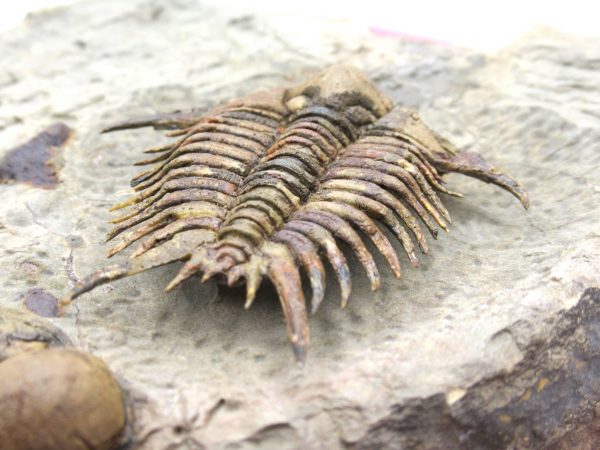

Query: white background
[1,0,598,52]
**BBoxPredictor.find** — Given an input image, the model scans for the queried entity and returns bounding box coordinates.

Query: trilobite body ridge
[67,65,529,361]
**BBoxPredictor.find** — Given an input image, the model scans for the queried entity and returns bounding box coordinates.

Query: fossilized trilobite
[65,65,528,361]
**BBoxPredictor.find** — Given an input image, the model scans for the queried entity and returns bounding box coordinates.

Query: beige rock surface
[0,1,599,448]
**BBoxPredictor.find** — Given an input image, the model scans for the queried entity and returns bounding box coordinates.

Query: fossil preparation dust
[63,65,529,361]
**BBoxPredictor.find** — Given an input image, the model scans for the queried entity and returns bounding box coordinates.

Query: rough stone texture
[0,306,72,361]
[0,1,599,449]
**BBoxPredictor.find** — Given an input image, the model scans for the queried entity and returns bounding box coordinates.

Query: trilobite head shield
[284,65,393,120]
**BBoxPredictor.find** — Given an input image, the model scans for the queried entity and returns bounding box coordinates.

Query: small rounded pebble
[0,348,127,450]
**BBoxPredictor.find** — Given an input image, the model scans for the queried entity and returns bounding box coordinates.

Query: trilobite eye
[286,95,310,112]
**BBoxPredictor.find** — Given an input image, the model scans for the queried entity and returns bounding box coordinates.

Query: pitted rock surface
[0,1,599,449]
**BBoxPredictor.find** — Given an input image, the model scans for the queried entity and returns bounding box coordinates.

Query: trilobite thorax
[167,67,394,292]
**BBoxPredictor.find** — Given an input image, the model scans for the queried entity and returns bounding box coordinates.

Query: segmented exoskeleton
[65,66,528,361]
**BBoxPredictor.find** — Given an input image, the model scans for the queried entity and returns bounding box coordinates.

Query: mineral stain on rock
[0,122,72,188]
[24,288,60,317]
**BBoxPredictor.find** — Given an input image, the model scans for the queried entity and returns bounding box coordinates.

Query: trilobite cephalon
[64,65,528,361]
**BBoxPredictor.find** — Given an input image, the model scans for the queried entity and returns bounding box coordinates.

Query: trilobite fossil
[65,65,528,361]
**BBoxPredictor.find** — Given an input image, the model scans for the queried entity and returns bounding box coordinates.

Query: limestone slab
[0,2,599,448]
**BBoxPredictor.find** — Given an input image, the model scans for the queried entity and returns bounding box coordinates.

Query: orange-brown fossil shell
[64,65,528,361]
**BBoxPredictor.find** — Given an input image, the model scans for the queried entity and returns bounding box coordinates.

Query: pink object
[369,26,450,47]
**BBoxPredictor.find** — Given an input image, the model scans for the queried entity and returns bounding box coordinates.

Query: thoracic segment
[189,108,362,270]
[64,65,529,362]
[105,91,286,259]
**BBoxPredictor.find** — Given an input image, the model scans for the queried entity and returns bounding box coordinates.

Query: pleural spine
[66,91,287,302]
[105,93,286,259]
[273,109,455,314]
